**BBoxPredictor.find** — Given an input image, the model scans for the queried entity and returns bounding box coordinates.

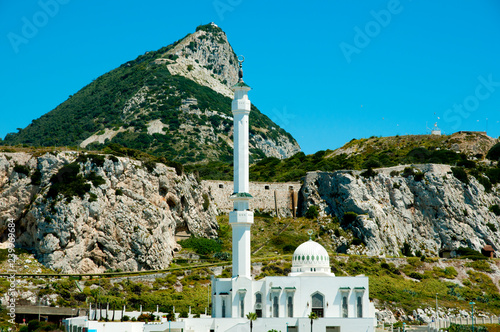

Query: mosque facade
[63,60,376,332]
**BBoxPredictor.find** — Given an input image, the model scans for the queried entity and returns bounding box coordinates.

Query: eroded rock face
[300,164,500,257]
[0,151,218,273]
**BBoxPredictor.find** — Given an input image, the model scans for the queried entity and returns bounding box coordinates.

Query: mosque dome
[291,240,331,274]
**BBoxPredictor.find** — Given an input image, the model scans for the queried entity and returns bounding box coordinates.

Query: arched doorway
[311,292,324,317]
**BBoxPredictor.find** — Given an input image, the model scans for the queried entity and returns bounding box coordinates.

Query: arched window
[342,296,348,318]
[287,295,293,317]
[240,294,245,318]
[273,295,279,317]
[222,299,226,318]
[311,292,324,318]
[357,296,363,318]
[255,292,262,317]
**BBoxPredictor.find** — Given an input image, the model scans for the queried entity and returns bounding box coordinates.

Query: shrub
[457,159,476,169]
[486,168,500,184]
[486,222,497,232]
[30,169,42,185]
[448,323,487,332]
[14,164,30,176]
[361,167,377,178]
[363,158,382,169]
[401,242,413,257]
[402,167,415,178]
[87,172,106,187]
[486,142,500,161]
[342,211,358,226]
[202,193,210,211]
[456,247,486,260]
[48,162,91,200]
[137,313,155,322]
[444,266,458,278]
[89,193,98,202]
[409,272,424,280]
[179,237,222,256]
[451,167,469,184]
[115,188,123,196]
[475,175,492,192]
[305,205,319,219]
[489,204,500,216]
[466,260,492,273]
[76,153,106,167]
[414,171,425,182]
[271,232,307,253]
[351,237,364,246]
[213,252,230,260]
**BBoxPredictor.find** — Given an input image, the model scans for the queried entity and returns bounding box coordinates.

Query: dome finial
[237,55,245,82]
[307,229,314,240]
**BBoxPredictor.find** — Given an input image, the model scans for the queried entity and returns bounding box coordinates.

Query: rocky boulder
[0,151,218,273]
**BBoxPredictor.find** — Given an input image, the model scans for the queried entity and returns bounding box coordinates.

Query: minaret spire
[237,55,244,82]
[229,55,253,279]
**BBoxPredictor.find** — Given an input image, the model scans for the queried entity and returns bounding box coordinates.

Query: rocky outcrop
[250,133,301,160]
[165,23,239,98]
[300,164,500,257]
[0,151,218,273]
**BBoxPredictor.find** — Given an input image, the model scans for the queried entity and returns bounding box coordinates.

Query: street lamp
[470,302,475,332]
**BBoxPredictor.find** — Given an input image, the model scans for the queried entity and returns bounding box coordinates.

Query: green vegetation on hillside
[2,215,500,330]
[1,26,296,165]
[188,136,500,183]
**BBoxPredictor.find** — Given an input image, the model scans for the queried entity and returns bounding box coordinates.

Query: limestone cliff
[0,151,218,273]
[300,164,500,257]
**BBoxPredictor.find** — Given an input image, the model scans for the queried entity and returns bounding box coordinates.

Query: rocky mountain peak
[1,24,301,163]
[164,23,239,98]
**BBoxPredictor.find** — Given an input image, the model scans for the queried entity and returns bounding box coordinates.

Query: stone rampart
[202,180,300,218]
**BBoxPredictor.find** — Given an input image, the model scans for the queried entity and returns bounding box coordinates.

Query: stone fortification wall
[202,180,300,218]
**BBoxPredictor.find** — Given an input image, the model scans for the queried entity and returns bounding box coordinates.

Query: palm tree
[246,312,258,332]
[309,312,318,332]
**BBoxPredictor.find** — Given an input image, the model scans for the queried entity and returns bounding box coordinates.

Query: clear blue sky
[1,0,500,154]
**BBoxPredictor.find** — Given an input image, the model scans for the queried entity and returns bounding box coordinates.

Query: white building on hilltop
[64,59,376,332]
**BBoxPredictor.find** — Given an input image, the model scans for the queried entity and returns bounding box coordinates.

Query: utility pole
[470,301,475,332]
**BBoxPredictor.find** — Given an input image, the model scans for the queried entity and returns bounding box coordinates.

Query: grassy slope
[190,133,500,183]
[2,216,500,330]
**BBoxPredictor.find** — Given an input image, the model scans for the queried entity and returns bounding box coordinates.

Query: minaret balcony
[229,210,254,225]
[232,99,251,111]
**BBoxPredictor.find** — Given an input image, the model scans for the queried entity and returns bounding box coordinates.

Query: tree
[309,311,318,332]
[247,312,257,332]
[305,205,319,219]
[486,142,500,161]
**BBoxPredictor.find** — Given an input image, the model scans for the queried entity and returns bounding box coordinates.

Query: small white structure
[431,122,441,135]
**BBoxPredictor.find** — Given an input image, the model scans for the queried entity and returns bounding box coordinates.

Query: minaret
[229,56,253,279]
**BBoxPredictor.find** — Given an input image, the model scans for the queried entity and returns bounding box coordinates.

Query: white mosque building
[203,59,376,332]
[63,60,376,332]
